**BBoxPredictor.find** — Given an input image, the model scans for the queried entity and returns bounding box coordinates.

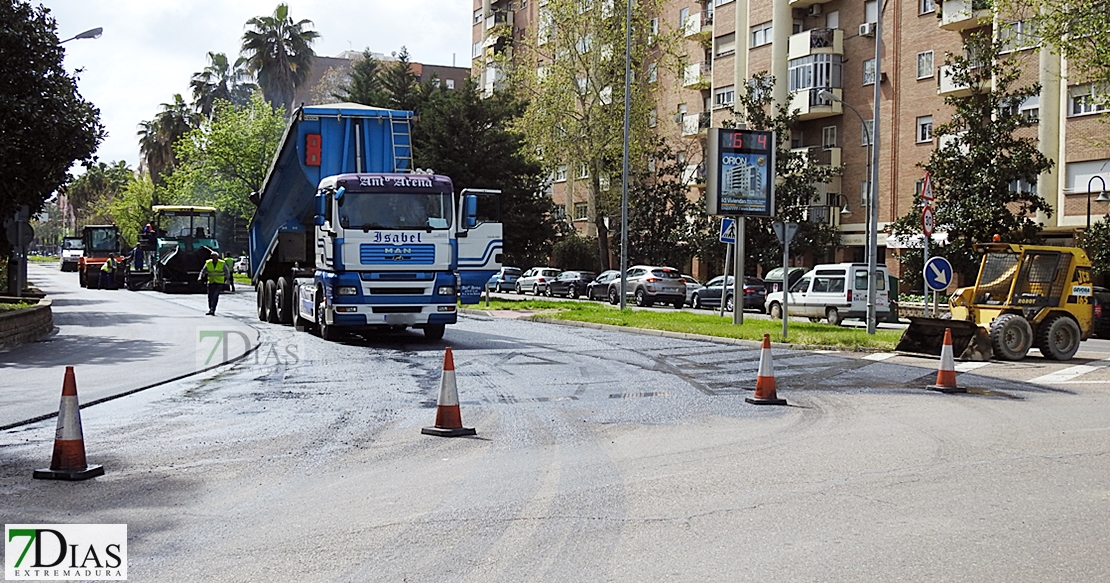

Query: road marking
[863,353,895,361]
[1031,364,1102,384]
[955,362,989,372]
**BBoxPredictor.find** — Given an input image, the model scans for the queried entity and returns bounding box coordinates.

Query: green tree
[1080,215,1110,276]
[164,94,286,220]
[552,234,601,271]
[894,31,1052,280]
[65,161,133,227]
[138,94,201,186]
[0,0,103,251]
[626,141,697,268]
[190,52,256,117]
[694,72,842,274]
[241,3,320,114]
[412,78,563,268]
[510,0,673,269]
[994,0,1110,110]
[333,49,386,106]
[107,175,155,246]
[378,47,422,112]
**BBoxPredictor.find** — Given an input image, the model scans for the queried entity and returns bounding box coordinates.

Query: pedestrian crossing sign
[719,217,737,244]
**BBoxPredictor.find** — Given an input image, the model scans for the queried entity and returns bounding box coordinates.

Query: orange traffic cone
[746,334,788,406]
[927,328,965,393]
[422,348,476,437]
[34,367,104,480]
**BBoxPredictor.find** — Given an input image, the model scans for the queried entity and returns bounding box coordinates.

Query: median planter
[0,297,53,349]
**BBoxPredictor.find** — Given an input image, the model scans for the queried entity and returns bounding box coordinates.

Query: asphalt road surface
[2,263,1109,582]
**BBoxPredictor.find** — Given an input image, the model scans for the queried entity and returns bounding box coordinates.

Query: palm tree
[137,94,200,185]
[137,119,169,186]
[190,52,256,117]
[241,3,319,115]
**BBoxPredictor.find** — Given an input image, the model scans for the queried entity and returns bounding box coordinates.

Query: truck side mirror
[464,194,478,229]
[314,192,327,226]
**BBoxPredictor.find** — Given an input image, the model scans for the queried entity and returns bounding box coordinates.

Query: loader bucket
[896,317,983,357]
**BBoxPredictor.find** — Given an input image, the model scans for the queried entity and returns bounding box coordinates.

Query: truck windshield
[338,192,453,230]
[62,238,84,250]
[86,230,117,252]
[160,214,215,238]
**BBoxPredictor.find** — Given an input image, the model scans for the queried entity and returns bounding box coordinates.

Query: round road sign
[921,205,935,237]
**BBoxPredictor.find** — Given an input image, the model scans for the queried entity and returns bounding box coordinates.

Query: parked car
[765,263,891,325]
[762,266,807,295]
[607,265,686,308]
[547,270,596,298]
[1092,286,1110,338]
[233,255,249,274]
[516,267,561,295]
[486,266,522,292]
[690,276,767,312]
[585,270,621,301]
[681,275,701,305]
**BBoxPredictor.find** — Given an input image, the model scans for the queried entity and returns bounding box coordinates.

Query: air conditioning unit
[808,4,822,17]
[859,22,877,37]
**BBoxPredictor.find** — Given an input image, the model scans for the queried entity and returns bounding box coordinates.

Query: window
[865,0,878,23]
[576,34,593,54]
[920,0,935,14]
[648,62,657,83]
[679,7,689,28]
[715,32,736,57]
[917,51,934,79]
[445,79,455,89]
[649,18,658,43]
[472,41,483,59]
[1017,94,1039,120]
[538,8,552,44]
[576,77,587,93]
[474,9,483,24]
[790,132,804,149]
[826,11,839,29]
[677,103,687,116]
[600,86,612,105]
[916,116,933,143]
[822,126,837,149]
[649,108,657,127]
[578,164,589,179]
[863,58,876,85]
[1069,85,1110,116]
[1000,20,1040,53]
[555,165,568,182]
[714,0,734,5]
[751,22,773,47]
[862,119,874,146]
[1065,160,1110,194]
[860,180,871,208]
[788,54,844,91]
[713,85,735,108]
[574,202,588,220]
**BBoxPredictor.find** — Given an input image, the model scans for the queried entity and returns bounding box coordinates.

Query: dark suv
[547,270,596,298]
[607,265,686,308]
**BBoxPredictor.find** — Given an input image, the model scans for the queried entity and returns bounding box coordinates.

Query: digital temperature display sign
[706,128,776,217]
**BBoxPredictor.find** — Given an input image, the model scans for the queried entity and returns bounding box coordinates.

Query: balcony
[485,9,513,31]
[937,64,986,97]
[684,10,713,38]
[788,0,835,8]
[789,87,843,120]
[938,0,991,31]
[681,112,711,136]
[792,146,842,168]
[788,28,844,60]
[683,62,711,89]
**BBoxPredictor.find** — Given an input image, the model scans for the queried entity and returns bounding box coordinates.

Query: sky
[40,0,472,172]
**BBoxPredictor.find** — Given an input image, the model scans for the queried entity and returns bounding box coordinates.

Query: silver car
[607,265,686,308]
[515,267,561,295]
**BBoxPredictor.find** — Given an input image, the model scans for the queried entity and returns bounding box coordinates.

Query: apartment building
[473,0,1110,280]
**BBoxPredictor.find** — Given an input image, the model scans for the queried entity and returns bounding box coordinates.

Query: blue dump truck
[249,102,502,340]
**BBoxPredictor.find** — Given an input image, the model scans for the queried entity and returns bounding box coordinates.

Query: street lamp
[59,27,103,44]
[1087,175,1109,231]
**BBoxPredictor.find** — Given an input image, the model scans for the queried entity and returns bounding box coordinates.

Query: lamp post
[1087,175,1109,231]
[59,27,103,44]
[819,89,874,319]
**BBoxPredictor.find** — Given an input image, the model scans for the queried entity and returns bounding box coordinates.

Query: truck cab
[77,225,123,289]
[60,236,84,272]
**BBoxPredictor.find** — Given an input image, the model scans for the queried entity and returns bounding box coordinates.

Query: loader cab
[153,206,219,253]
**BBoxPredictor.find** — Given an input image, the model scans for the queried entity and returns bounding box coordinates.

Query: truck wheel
[79,270,87,288]
[316,290,337,341]
[256,281,268,321]
[769,302,782,320]
[990,313,1033,361]
[1037,314,1081,361]
[826,307,842,326]
[424,324,446,340]
[275,277,293,325]
[264,279,279,323]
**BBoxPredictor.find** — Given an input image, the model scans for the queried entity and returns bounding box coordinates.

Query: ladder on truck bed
[389,115,412,173]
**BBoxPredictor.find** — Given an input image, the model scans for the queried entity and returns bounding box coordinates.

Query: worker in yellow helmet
[199,250,226,315]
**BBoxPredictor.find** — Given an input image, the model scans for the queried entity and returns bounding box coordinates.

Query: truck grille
[368,287,425,295]
[360,244,435,265]
[371,306,423,313]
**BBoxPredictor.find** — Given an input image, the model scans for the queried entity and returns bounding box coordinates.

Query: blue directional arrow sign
[719,217,737,244]
[924,256,953,291]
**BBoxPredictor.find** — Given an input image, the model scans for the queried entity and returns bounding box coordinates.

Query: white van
[764,263,890,325]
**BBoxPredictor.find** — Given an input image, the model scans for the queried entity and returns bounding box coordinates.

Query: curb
[0,298,53,350]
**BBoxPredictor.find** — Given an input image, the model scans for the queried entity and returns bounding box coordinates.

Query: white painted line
[1031,364,1102,384]
[955,362,989,372]
[863,353,895,361]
